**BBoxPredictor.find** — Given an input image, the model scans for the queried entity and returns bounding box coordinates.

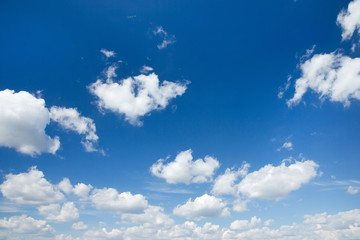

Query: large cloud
[150,149,220,184]
[173,194,230,220]
[287,52,360,107]
[90,188,148,214]
[49,107,99,152]
[0,89,99,155]
[237,160,318,200]
[88,65,188,126]
[0,89,60,156]
[0,167,65,205]
[337,0,360,40]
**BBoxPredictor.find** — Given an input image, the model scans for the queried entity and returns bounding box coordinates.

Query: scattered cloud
[347,186,359,194]
[173,194,230,220]
[287,52,360,107]
[337,0,360,41]
[0,89,60,156]
[140,65,154,74]
[72,221,88,231]
[277,75,292,99]
[90,188,148,214]
[237,160,318,200]
[121,205,174,227]
[153,26,176,50]
[100,49,116,58]
[89,65,188,125]
[150,149,220,184]
[57,178,73,195]
[38,202,79,223]
[50,107,99,152]
[277,141,293,151]
[0,167,65,205]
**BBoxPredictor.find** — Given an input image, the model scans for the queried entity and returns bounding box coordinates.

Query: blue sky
[0,0,360,239]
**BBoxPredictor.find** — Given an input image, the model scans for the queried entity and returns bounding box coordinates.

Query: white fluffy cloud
[287,52,360,107]
[0,89,60,156]
[173,194,230,220]
[89,65,187,125]
[58,178,73,195]
[237,160,318,200]
[0,215,54,236]
[121,205,174,227]
[151,150,220,184]
[73,183,93,200]
[100,49,116,58]
[153,26,176,50]
[50,107,99,152]
[230,216,262,231]
[0,167,65,205]
[337,0,360,40]
[212,163,250,196]
[72,221,88,231]
[90,188,148,214]
[38,202,79,222]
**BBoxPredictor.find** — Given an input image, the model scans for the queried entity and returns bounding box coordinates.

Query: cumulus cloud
[89,65,188,125]
[277,141,293,151]
[212,163,250,196]
[0,89,60,156]
[0,215,54,236]
[121,205,174,227]
[100,49,116,58]
[72,221,88,231]
[153,26,176,50]
[38,202,79,223]
[237,160,318,200]
[287,52,360,107]
[337,0,360,40]
[90,188,148,214]
[73,183,93,200]
[50,107,99,152]
[232,198,250,213]
[0,167,65,205]
[230,216,262,231]
[150,149,220,184]
[58,178,73,195]
[173,194,230,220]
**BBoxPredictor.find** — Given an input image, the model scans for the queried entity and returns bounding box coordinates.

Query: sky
[0,0,360,239]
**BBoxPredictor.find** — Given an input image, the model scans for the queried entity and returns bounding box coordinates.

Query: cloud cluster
[150,149,220,184]
[0,89,99,156]
[287,52,360,107]
[337,0,360,40]
[0,167,65,205]
[89,65,188,125]
[0,215,54,236]
[38,202,79,223]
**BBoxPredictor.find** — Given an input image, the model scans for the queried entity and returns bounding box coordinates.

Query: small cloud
[153,26,176,50]
[347,186,359,195]
[100,49,116,58]
[127,15,136,19]
[140,65,154,74]
[277,141,293,151]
